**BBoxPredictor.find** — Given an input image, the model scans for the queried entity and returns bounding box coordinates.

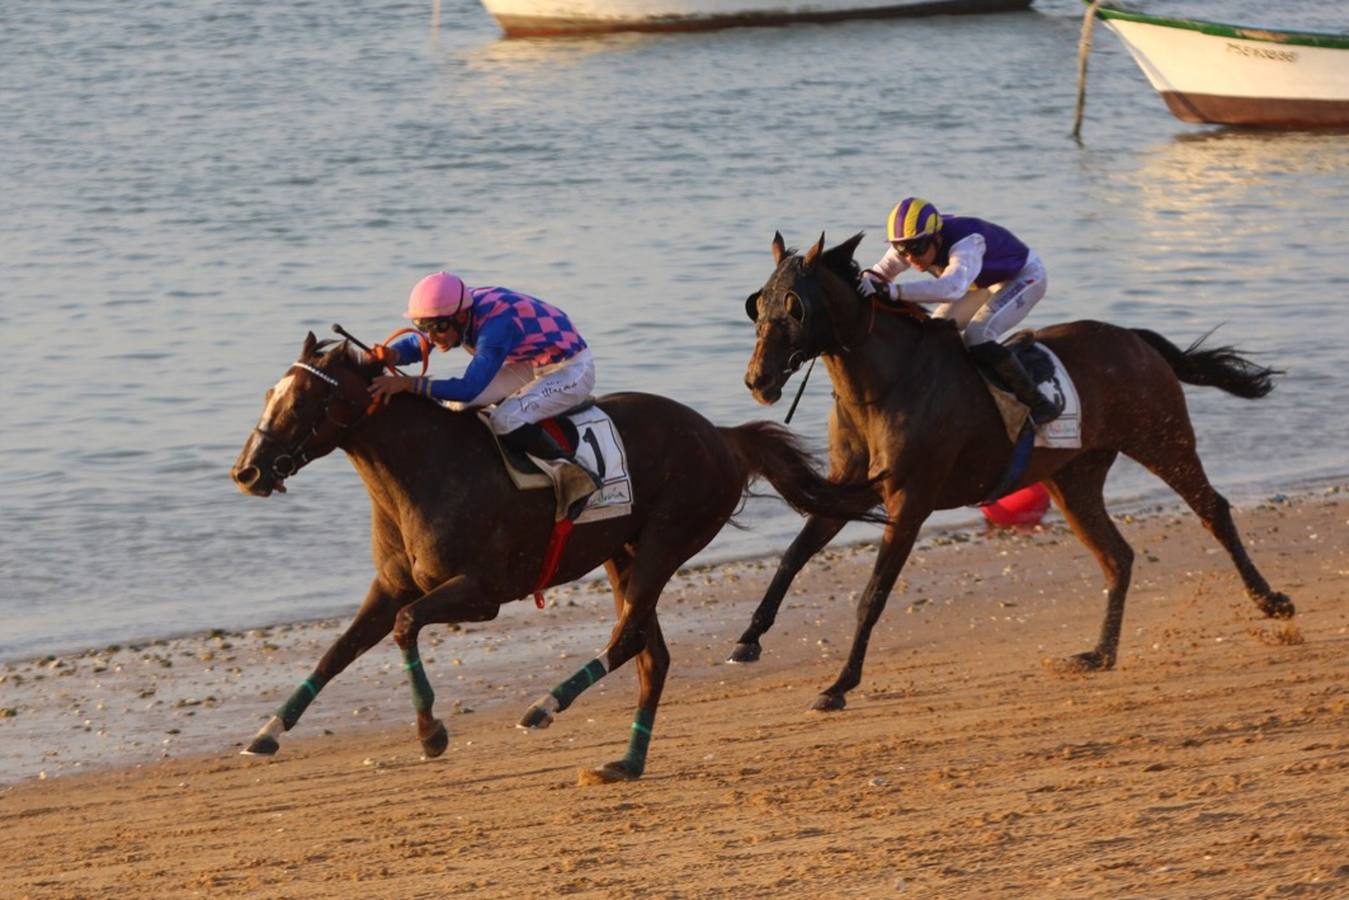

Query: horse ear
[801,232,826,273]
[302,331,318,358]
[826,231,866,267]
[771,231,788,264]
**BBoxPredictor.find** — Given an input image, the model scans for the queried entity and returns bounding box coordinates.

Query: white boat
[1093,4,1349,128]
[480,0,1030,38]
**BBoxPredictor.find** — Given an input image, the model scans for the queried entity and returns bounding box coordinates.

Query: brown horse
[230,332,882,781]
[738,231,1294,711]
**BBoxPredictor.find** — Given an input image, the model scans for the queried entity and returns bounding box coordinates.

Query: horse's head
[743,231,865,405]
[231,332,375,497]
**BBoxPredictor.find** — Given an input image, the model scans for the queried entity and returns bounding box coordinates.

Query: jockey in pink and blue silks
[367,271,602,493]
[857,198,1060,425]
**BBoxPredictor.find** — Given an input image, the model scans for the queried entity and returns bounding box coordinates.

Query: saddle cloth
[980,337,1082,449]
[479,404,634,524]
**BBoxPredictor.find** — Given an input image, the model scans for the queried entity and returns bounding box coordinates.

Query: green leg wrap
[620,707,656,776]
[402,646,435,713]
[277,673,328,729]
[550,658,608,712]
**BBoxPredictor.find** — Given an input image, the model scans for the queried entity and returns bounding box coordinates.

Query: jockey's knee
[963,321,996,347]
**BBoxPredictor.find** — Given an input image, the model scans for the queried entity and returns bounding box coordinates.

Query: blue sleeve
[426,317,524,402]
[387,333,425,365]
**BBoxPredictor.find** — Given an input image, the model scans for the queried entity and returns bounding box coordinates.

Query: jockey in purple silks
[858,197,1060,425]
[367,271,602,499]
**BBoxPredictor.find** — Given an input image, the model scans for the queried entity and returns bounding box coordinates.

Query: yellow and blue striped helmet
[885,197,942,244]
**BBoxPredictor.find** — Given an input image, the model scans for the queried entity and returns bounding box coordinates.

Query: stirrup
[1029,396,1064,426]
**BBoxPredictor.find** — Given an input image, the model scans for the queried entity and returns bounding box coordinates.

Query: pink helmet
[404,272,471,319]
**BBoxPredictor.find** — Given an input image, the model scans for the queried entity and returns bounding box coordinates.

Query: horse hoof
[810,693,846,712]
[241,735,279,756]
[1258,592,1295,620]
[420,721,449,759]
[1047,651,1112,676]
[577,761,639,785]
[518,706,554,730]
[727,642,762,664]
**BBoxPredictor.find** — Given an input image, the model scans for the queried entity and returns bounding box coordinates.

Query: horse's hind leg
[1128,429,1294,620]
[520,549,674,782]
[1044,450,1135,673]
[243,578,403,756]
[729,514,847,663]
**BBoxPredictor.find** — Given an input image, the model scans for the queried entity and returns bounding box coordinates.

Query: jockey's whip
[331,323,373,353]
[784,356,816,425]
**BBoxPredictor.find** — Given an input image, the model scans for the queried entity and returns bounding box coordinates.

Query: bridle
[250,362,371,478]
[748,257,859,376]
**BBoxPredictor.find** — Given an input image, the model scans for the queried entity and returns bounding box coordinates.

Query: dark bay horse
[230,332,882,781]
[738,232,1294,711]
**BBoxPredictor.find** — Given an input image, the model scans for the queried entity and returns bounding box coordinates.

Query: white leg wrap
[256,715,286,741]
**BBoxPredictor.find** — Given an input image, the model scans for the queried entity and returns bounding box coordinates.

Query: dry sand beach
[3,486,1347,897]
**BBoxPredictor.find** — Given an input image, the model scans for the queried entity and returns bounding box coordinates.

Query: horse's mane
[817,232,937,332]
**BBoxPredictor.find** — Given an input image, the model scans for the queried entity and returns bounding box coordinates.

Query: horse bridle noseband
[251,362,370,478]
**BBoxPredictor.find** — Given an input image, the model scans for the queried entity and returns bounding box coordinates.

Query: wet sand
[3,486,1348,897]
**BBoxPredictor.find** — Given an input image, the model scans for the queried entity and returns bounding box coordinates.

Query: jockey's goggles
[892,237,933,258]
[414,317,458,335]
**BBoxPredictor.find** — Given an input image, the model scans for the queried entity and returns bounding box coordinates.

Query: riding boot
[968,341,1063,426]
[502,424,603,517]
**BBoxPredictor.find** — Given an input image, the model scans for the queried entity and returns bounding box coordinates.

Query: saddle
[479,401,633,524]
[970,332,1082,505]
[976,331,1068,443]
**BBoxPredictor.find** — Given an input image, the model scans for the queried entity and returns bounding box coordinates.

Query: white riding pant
[930,252,1047,347]
[443,348,596,435]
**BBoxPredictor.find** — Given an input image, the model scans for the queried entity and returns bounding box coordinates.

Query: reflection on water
[1127,130,1349,254]
[3,0,1346,661]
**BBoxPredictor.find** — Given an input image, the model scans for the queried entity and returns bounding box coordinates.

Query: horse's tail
[1132,328,1281,399]
[719,422,888,524]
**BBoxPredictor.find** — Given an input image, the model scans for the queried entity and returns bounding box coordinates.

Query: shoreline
[6,470,1343,668]
[2,481,1344,788]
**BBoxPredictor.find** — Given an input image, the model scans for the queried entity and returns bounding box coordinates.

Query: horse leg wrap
[550,658,608,712]
[402,646,435,713]
[619,707,657,776]
[277,674,328,730]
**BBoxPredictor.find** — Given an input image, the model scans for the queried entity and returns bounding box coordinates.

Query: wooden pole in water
[432,0,441,31]
[1072,1,1103,140]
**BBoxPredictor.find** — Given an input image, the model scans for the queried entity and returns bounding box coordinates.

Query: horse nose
[232,464,260,492]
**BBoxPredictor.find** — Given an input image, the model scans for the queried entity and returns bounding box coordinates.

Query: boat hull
[483,0,1030,38]
[1099,12,1349,128]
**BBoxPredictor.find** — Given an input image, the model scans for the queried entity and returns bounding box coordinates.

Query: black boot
[968,341,1062,426]
[502,424,603,491]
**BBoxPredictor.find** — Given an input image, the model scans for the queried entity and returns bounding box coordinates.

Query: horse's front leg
[243,578,405,756]
[814,495,929,712]
[392,575,501,759]
[729,514,848,663]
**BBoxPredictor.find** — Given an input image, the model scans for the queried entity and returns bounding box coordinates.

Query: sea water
[2,0,1346,660]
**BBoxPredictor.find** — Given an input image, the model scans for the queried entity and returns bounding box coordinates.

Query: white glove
[857,272,882,297]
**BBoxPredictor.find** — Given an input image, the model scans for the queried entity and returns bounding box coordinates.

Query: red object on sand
[981,482,1051,527]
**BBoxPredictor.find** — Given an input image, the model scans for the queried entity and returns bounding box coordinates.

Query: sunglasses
[893,238,932,258]
[414,317,458,335]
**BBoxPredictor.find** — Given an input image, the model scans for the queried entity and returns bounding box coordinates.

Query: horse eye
[785,292,806,323]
